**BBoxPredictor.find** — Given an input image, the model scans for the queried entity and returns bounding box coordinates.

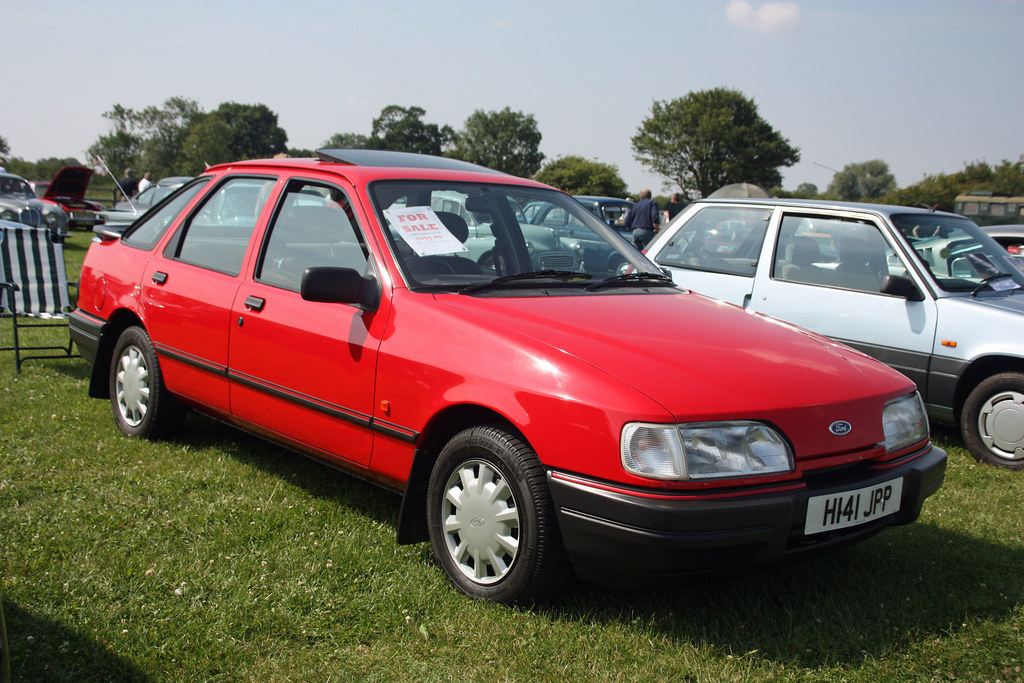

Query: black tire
[426,426,571,604]
[108,326,184,439]
[961,372,1024,469]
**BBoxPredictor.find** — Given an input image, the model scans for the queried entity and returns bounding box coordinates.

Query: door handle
[152,271,168,285]
[244,295,266,312]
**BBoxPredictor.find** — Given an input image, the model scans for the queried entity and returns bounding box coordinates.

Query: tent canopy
[707,182,770,198]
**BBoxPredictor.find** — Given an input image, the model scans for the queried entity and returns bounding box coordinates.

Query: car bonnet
[42,166,93,201]
[436,290,915,454]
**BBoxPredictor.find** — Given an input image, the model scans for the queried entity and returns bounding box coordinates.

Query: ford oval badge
[829,420,853,436]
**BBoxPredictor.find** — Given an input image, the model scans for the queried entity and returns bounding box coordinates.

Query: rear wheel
[109,326,184,439]
[961,372,1024,469]
[426,426,571,604]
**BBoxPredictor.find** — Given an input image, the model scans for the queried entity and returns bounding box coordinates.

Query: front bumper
[548,444,946,584]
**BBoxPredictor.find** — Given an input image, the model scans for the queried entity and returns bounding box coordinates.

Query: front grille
[18,207,41,227]
[534,251,579,271]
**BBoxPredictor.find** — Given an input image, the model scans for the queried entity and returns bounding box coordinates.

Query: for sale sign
[384,206,468,257]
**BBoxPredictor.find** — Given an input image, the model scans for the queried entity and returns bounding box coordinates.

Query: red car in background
[69,149,946,603]
[38,166,106,230]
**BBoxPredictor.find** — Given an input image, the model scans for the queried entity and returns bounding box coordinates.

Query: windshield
[891,213,1024,293]
[370,181,661,292]
[0,176,35,199]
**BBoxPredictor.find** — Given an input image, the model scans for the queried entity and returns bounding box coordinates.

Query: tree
[370,105,455,155]
[87,104,144,179]
[136,97,204,178]
[795,182,819,197]
[179,117,235,175]
[450,107,544,176]
[876,156,1024,212]
[0,134,9,163]
[209,102,288,161]
[535,156,627,197]
[321,132,371,149]
[631,88,800,198]
[826,160,895,200]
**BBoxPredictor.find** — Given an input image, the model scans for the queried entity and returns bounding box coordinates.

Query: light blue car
[645,197,1024,469]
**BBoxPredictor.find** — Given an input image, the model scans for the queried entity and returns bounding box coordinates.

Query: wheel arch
[87,309,145,399]
[396,403,526,545]
[953,354,1024,423]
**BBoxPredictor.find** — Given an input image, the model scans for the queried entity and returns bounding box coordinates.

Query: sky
[4,0,1023,196]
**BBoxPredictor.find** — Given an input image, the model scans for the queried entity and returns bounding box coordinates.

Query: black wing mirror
[880,274,925,302]
[301,267,380,311]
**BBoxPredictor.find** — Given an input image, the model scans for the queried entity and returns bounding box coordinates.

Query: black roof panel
[316,148,506,174]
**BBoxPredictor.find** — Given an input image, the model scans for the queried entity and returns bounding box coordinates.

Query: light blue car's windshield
[891,213,1024,293]
[369,181,658,291]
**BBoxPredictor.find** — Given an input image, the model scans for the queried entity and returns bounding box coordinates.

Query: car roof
[982,224,1024,237]
[157,176,192,186]
[689,196,963,219]
[575,195,633,203]
[203,149,553,189]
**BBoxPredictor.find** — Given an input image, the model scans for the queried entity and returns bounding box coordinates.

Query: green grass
[1,231,1022,681]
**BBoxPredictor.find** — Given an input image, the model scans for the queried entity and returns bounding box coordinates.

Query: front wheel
[109,326,184,439]
[426,426,571,604]
[961,372,1024,469]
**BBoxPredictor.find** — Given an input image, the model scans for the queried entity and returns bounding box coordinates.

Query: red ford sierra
[69,149,946,603]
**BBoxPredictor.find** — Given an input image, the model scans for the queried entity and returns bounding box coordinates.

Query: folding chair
[0,222,79,372]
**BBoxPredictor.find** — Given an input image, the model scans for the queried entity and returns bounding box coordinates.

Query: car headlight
[883,392,928,453]
[0,208,14,222]
[622,421,793,481]
[43,210,60,227]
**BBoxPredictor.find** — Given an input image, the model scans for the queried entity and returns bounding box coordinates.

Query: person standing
[137,171,154,194]
[664,193,686,223]
[623,188,660,250]
[119,169,139,200]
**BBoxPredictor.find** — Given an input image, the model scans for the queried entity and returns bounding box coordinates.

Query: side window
[257,181,369,292]
[536,206,569,228]
[774,215,904,293]
[653,207,770,276]
[169,177,275,276]
[123,179,209,251]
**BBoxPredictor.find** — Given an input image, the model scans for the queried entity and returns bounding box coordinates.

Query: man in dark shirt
[118,168,139,200]
[664,193,686,222]
[623,188,660,249]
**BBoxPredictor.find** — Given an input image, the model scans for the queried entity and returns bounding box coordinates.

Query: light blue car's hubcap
[979,389,1024,461]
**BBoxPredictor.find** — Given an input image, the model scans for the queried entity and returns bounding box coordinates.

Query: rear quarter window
[654,207,771,276]
[122,179,210,251]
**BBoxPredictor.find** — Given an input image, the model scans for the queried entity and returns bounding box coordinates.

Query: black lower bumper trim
[548,445,946,584]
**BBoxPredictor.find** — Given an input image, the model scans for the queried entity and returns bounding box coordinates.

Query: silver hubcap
[979,389,1024,461]
[441,459,520,584]
[116,344,150,427]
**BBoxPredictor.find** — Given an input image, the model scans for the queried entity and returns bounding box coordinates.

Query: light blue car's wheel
[962,372,1024,469]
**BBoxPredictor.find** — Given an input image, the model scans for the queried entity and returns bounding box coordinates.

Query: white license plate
[804,477,903,535]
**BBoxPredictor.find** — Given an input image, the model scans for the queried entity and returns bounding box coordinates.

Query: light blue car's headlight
[883,392,929,453]
[0,208,15,222]
[622,421,793,480]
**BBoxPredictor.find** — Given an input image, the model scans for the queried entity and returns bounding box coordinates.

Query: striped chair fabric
[0,223,78,372]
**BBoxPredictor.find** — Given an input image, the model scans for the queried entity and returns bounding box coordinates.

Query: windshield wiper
[459,270,591,294]
[971,272,1017,296]
[584,271,676,291]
